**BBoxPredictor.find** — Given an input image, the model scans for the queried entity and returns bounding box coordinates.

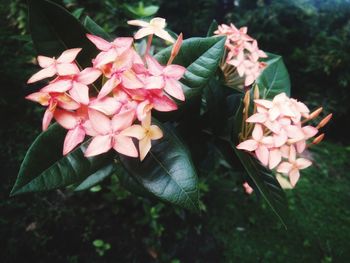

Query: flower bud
[254,85,260,100]
[308,107,323,120]
[312,133,325,145]
[316,113,332,129]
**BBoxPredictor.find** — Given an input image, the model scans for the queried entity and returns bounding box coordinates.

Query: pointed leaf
[11,124,114,195]
[74,163,115,191]
[83,16,111,40]
[207,19,218,37]
[155,36,226,92]
[256,53,291,99]
[28,0,97,68]
[119,122,199,211]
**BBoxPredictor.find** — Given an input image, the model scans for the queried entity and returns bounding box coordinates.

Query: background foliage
[1,0,349,262]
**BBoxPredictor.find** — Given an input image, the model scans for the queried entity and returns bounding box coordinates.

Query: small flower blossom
[215,23,266,88]
[127,17,175,43]
[236,91,332,188]
[27,48,81,83]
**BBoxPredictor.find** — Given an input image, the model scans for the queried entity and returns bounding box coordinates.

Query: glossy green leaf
[119,122,199,211]
[233,148,288,227]
[207,19,218,37]
[74,164,115,191]
[28,0,97,68]
[83,16,111,40]
[11,124,114,195]
[155,36,226,91]
[256,53,291,99]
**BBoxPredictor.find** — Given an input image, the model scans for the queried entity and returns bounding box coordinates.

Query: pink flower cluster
[26,18,185,161]
[237,93,332,187]
[214,23,267,86]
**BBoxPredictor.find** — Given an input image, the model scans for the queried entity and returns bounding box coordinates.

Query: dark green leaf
[155,36,226,91]
[28,0,97,68]
[233,148,288,227]
[11,124,113,195]
[119,122,199,211]
[207,19,218,37]
[256,53,291,99]
[74,164,115,191]
[83,16,111,40]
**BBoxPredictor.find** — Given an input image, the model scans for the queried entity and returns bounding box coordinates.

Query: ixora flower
[25,17,185,161]
[236,90,332,187]
[127,17,175,43]
[215,23,267,87]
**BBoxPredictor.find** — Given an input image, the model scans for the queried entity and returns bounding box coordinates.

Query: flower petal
[121,125,146,140]
[252,124,263,141]
[289,168,300,187]
[139,136,151,161]
[277,162,293,174]
[269,148,282,169]
[152,95,177,111]
[134,27,155,40]
[149,125,163,140]
[84,135,112,157]
[56,63,80,76]
[236,139,258,151]
[54,109,77,129]
[86,34,112,51]
[164,78,185,101]
[88,109,111,135]
[111,109,135,131]
[57,48,82,63]
[70,82,90,105]
[163,65,186,79]
[27,66,56,83]
[37,56,54,68]
[113,135,138,157]
[41,79,72,93]
[98,75,120,99]
[255,145,269,166]
[296,158,312,170]
[63,126,85,155]
[77,67,101,84]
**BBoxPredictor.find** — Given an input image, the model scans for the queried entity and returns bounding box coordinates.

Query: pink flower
[54,107,97,155]
[277,146,312,187]
[243,182,254,194]
[127,17,175,43]
[145,55,186,101]
[42,67,101,104]
[84,109,138,158]
[87,34,134,68]
[244,40,267,61]
[26,91,79,131]
[122,113,163,161]
[27,48,81,83]
[236,124,273,166]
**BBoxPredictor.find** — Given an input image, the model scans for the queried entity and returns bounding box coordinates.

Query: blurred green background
[1,0,349,262]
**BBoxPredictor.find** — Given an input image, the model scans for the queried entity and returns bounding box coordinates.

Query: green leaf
[72,7,84,19]
[119,122,199,211]
[83,16,111,40]
[231,97,288,226]
[207,19,218,37]
[233,148,289,227]
[28,0,97,68]
[155,36,226,91]
[74,164,115,191]
[256,53,291,99]
[11,124,114,195]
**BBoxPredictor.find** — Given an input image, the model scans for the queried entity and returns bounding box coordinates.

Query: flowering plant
[11,0,331,225]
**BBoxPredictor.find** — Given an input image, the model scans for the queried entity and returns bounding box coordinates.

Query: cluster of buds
[26,17,185,161]
[237,87,332,187]
[214,23,267,87]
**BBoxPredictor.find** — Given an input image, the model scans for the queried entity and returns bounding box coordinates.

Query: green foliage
[28,0,97,67]
[256,53,291,99]
[11,124,114,195]
[119,122,199,211]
